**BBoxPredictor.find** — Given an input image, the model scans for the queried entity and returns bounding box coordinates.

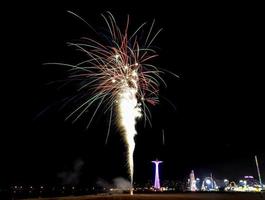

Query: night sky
[2,2,264,187]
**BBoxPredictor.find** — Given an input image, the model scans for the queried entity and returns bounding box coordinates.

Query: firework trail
[47,11,177,194]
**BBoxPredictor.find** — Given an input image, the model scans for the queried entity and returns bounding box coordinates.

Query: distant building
[189,170,197,191]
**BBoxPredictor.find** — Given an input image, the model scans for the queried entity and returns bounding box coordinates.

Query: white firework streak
[117,82,142,191]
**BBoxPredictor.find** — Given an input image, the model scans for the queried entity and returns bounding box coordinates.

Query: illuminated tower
[189,170,197,191]
[152,159,163,189]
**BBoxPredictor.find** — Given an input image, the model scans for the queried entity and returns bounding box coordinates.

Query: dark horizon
[2,1,264,188]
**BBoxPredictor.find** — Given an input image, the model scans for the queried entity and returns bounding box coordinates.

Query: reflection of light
[196,178,200,181]
[224,179,229,182]
[206,179,211,185]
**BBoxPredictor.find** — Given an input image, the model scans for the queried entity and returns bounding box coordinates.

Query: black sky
[2,2,264,187]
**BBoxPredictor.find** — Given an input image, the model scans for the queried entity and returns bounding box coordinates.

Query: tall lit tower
[152,159,163,189]
[189,170,197,191]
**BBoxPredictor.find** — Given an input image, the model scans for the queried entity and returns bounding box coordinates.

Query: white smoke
[96,178,112,190]
[96,177,131,192]
[58,159,84,185]
[113,177,131,190]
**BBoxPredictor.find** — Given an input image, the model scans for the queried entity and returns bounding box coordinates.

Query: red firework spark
[46,11,177,129]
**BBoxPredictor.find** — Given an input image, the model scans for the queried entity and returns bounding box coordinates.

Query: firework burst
[47,11,177,195]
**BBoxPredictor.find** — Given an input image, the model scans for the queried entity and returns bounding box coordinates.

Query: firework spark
[47,11,176,195]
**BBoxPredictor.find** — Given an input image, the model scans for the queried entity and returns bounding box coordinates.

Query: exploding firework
[47,11,176,195]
